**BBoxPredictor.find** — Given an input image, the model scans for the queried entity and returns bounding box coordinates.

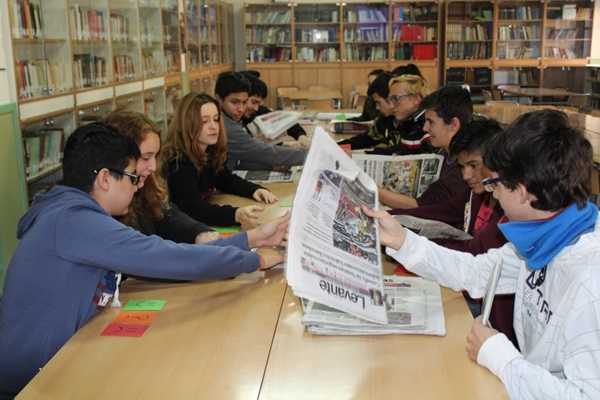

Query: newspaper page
[287,127,388,324]
[302,276,446,336]
[233,167,301,183]
[251,110,302,140]
[394,215,473,241]
[352,153,444,198]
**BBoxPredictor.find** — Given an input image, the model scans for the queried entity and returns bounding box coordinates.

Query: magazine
[287,126,388,323]
[302,276,446,336]
[352,153,444,198]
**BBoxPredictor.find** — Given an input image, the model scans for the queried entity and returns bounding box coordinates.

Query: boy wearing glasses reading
[0,123,288,397]
[366,110,600,399]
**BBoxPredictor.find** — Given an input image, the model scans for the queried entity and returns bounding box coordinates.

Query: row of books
[447,24,490,42]
[296,29,338,43]
[448,6,492,22]
[345,8,387,23]
[10,0,43,39]
[297,47,338,62]
[547,5,591,20]
[392,25,435,42]
[494,69,539,86]
[23,129,64,178]
[246,28,291,45]
[498,25,540,41]
[247,47,291,63]
[447,42,490,60]
[394,43,436,60]
[15,59,69,99]
[392,5,437,22]
[295,9,339,24]
[499,6,541,21]
[345,45,387,62]
[70,5,107,41]
[344,27,387,43]
[114,55,136,82]
[143,51,164,77]
[110,13,131,42]
[73,54,108,88]
[545,47,579,60]
[546,28,582,40]
[164,49,179,72]
[446,68,491,86]
[496,45,540,60]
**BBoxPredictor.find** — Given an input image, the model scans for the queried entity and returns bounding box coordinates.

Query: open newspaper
[248,110,302,140]
[233,167,301,183]
[352,153,444,198]
[287,127,388,323]
[302,276,446,336]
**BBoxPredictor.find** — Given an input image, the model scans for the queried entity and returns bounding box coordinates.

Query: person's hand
[235,205,264,230]
[256,248,284,271]
[466,317,499,362]
[297,135,311,148]
[362,206,407,250]
[247,213,289,248]
[253,188,278,204]
[282,140,303,149]
[194,231,221,244]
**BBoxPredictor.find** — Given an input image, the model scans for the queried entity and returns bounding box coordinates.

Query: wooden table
[17,181,508,400]
[501,87,589,105]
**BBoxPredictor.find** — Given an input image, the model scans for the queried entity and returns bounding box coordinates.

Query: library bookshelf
[6,0,233,202]
[244,1,442,108]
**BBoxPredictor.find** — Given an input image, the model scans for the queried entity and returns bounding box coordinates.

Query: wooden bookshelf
[587,66,600,111]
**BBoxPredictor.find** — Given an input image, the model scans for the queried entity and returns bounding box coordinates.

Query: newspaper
[352,153,444,198]
[233,167,301,183]
[394,215,473,241]
[316,112,361,121]
[249,110,302,140]
[287,127,388,324]
[302,276,446,336]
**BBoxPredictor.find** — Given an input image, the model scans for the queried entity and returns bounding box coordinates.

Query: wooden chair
[304,98,336,111]
[276,86,298,109]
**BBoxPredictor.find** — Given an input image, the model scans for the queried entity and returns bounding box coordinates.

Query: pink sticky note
[113,312,157,326]
[101,323,149,337]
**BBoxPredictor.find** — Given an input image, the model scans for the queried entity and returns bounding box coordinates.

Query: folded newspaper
[248,110,302,140]
[352,153,444,198]
[394,215,473,241]
[287,127,445,333]
[302,276,446,336]
[233,167,301,183]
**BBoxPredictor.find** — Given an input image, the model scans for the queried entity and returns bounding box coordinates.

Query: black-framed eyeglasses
[93,168,141,186]
[387,94,413,104]
[481,176,504,192]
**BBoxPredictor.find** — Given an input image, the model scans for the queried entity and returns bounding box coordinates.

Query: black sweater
[165,155,262,226]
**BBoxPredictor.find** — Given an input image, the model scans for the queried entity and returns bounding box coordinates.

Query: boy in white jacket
[365,109,600,399]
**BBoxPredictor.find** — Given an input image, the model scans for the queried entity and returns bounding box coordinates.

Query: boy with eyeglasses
[366,110,600,399]
[0,123,288,397]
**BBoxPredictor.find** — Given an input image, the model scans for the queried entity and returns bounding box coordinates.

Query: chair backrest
[354,84,368,96]
[305,98,335,111]
[276,86,299,109]
[307,85,329,92]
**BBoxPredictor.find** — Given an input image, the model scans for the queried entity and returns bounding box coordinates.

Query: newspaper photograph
[233,168,300,183]
[287,127,388,324]
[352,153,444,198]
[302,276,446,336]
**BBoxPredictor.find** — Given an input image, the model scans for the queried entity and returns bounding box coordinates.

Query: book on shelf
[545,47,577,59]
[393,25,435,41]
[345,45,387,62]
[296,28,338,43]
[15,59,69,98]
[22,128,65,178]
[346,7,387,23]
[297,47,338,62]
[295,8,338,23]
[73,54,107,88]
[245,9,291,24]
[110,13,130,42]
[497,44,539,60]
[546,28,578,40]
[447,68,491,87]
[345,26,387,43]
[70,5,106,41]
[446,23,489,42]
[246,27,290,44]
[9,0,43,39]
[499,6,540,20]
[498,25,540,41]
[562,4,576,20]
[247,47,291,62]
[447,42,490,60]
[392,4,438,22]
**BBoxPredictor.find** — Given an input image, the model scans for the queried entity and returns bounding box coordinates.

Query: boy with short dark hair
[0,123,287,397]
[348,68,384,122]
[368,110,600,399]
[379,85,472,209]
[215,72,306,170]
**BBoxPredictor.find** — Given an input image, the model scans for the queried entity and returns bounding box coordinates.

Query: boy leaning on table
[0,123,288,398]
[365,109,600,399]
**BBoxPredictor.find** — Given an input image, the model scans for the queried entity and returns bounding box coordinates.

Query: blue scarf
[499,202,598,270]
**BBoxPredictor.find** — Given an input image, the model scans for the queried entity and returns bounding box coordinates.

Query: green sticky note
[212,226,241,234]
[123,300,166,311]
[335,113,346,121]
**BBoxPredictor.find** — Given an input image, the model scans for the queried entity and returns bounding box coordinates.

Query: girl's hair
[104,111,167,224]
[160,92,227,173]
[388,74,430,98]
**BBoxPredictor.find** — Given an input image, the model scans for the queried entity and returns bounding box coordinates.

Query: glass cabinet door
[343,3,388,62]
[139,0,165,78]
[245,3,292,63]
[391,2,439,61]
[294,3,341,62]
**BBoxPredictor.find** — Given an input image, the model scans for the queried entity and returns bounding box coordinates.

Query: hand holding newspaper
[287,127,446,334]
